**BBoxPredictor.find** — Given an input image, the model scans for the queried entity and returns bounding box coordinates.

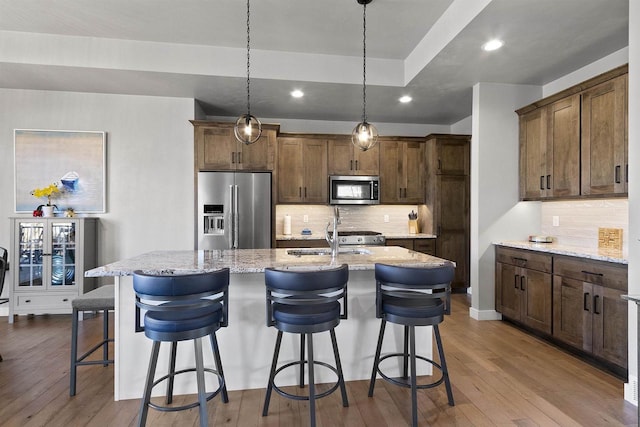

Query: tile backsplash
[540,198,628,253]
[275,205,433,236]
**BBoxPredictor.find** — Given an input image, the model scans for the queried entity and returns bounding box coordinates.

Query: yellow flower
[31,183,61,205]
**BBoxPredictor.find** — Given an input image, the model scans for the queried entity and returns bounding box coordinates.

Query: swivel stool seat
[368,263,455,427]
[262,264,349,427]
[133,269,230,427]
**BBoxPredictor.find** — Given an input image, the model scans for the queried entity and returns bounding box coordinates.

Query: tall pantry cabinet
[425,134,471,291]
[8,217,98,323]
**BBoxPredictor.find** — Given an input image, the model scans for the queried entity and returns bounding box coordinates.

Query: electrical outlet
[303,215,309,223]
[552,216,559,227]
[384,215,389,223]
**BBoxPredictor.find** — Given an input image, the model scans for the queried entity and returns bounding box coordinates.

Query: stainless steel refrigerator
[197,172,271,250]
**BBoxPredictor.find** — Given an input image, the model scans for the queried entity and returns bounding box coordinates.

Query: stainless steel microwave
[329,175,380,205]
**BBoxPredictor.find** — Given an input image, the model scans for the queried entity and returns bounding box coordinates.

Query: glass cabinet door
[18,222,44,288]
[50,221,77,287]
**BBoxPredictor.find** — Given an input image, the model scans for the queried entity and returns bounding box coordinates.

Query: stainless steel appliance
[329,175,380,205]
[332,230,386,246]
[197,172,271,250]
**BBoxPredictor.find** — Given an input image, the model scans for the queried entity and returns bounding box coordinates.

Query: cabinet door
[496,262,520,321]
[239,131,273,171]
[552,275,588,350]
[353,143,379,175]
[49,220,79,289]
[385,239,414,250]
[581,75,627,195]
[547,95,580,197]
[592,285,627,369]
[521,268,552,334]
[380,141,402,203]
[327,140,354,175]
[15,221,46,289]
[197,127,236,170]
[437,140,470,175]
[277,139,304,202]
[519,108,547,199]
[302,140,328,203]
[436,175,469,289]
[403,142,425,203]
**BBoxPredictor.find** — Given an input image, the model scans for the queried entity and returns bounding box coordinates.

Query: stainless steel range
[333,230,386,246]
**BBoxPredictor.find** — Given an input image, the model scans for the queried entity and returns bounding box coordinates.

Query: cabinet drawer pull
[438,159,442,170]
[593,295,600,315]
[626,164,629,183]
[299,187,302,198]
[583,292,590,311]
[512,257,527,263]
[399,188,402,198]
[238,152,242,164]
[355,160,359,170]
[615,165,621,184]
[304,187,307,198]
[514,274,519,289]
[520,276,525,291]
[581,270,603,277]
[546,175,551,190]
[540,176,545,190]
[350,160,353,170]
[231,152,236,164]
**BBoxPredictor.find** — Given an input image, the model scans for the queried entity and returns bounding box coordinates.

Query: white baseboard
[469,307,502,321]
[624,375,639,406]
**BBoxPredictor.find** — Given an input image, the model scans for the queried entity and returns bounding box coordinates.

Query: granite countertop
[85,246,453,277]
[495,240,628,264]
[276,233,437,240]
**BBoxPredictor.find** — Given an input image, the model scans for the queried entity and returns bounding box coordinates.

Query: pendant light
[234,0,262,145]
[352,0,378,151]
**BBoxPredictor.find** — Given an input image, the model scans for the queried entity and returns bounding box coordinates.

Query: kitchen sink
[286,248,372,256]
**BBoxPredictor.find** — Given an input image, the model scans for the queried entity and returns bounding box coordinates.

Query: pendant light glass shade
[351,121,378,151]
[234,114,262,145]
[234,0,262,145]
[352,0,378,151]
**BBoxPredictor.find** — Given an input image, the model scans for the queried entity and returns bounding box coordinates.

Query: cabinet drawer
[414,239,436,255]
[553,255,627,291]
[386,239,414,250]
[495,247,552,273]
[15,293,75,309]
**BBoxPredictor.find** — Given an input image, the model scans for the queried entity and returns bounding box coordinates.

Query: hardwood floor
[0,295,636,426]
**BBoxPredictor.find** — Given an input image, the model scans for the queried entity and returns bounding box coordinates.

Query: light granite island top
[85,246,453,277]
[87,247,454,401]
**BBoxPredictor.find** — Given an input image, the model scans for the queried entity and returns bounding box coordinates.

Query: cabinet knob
[63,298,69,302]
[25,299,31,303]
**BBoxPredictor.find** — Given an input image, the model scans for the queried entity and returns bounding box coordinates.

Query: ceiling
[0,0,629,125]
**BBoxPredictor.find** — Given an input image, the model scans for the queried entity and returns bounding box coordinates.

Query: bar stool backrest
[264,264,349,327]
[133,269,230,327]
[374,263,455,318]
[0,247,8,304]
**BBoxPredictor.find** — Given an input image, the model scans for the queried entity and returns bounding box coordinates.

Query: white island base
[86,247,453,401]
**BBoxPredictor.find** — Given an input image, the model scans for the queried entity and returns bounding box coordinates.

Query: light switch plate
[303,215,309,223]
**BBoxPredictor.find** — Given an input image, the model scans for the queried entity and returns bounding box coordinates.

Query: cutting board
[598,227,623,250]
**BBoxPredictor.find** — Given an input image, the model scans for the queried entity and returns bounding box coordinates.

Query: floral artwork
[14,130,106,213]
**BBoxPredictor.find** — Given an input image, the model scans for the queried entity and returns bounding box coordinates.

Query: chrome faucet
[325,206,341,257]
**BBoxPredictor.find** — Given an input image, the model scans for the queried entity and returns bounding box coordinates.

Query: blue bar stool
[368,263,455,427]
[133,269,229,427]
[262,264,349,427]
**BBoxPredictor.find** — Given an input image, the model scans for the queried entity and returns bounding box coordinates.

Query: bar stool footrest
[376,353,445,390]
[148,367,225,413]
[273,360,340,401]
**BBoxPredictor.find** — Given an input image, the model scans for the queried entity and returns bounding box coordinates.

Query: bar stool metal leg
[330,328,349,407]
[166,342,178,404]
[102,309,110,366]
[368,319,386,397]
[70,308,80,396]
[209,332,229,403]
[300,333,306,388]
[262,330,283,416]
[434,324,454,406]
[403,325,409,378]
[138,341,161,427]
[194,337,208,427]
[409,325,418,427]
[307,332,316,427]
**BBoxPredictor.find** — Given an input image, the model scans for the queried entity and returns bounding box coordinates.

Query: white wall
[625,0,639,405]
[0,89,195,310]
[450,115,472,134]
[470,83,541,318]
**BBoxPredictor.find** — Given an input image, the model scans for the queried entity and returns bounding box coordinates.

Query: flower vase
[42,206,55,217]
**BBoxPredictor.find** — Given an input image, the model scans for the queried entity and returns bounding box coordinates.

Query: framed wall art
[14,129,107,213]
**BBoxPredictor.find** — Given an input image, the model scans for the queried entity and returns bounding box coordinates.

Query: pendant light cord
[362,2,367,123]
[246,0,251,117]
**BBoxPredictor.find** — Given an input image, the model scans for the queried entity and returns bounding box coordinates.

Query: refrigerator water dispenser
[203,204,224,235]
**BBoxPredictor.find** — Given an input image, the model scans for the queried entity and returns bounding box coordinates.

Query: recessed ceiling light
[482,39,504,52]
[291,90,304,98]
[399,95,412,103]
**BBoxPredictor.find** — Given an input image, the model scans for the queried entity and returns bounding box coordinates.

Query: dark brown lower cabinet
[495,247,552,334]
[552,256,627,370]
[386,238,436,256]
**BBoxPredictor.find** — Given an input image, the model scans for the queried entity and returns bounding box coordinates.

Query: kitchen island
[86,246,454,401]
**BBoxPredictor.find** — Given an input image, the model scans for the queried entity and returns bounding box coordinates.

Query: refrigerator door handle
[233,185,239,248]
[229,185,235,249]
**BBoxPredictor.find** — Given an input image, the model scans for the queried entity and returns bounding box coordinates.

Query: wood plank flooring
[0,295,636,426]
